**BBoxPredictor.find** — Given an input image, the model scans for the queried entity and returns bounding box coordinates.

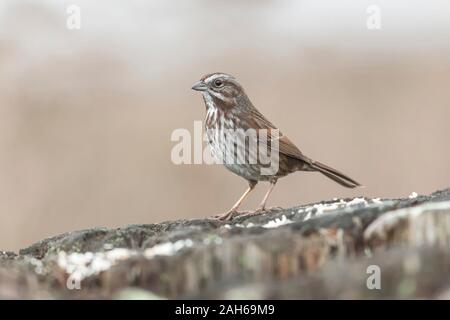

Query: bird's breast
[205,106,218,128]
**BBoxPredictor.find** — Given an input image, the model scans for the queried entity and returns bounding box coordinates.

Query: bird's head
[192,73,246,109]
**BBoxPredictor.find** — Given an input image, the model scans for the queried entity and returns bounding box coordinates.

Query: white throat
[203,92,217,110]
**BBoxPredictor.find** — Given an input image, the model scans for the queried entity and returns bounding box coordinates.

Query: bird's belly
[206,130,273,181]
[223,163,272,181]
[205,109,277,181]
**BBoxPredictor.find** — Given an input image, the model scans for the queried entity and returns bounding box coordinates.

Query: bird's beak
[191,81,207,91]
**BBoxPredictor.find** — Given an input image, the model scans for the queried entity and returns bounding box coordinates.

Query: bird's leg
[257,180,277,211]
[239,180,280,218]
[213,181,257,221]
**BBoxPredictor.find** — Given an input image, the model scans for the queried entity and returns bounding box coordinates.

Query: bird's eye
[213,79,224,87]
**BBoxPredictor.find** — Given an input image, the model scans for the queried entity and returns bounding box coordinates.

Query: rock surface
[1,188,450,299]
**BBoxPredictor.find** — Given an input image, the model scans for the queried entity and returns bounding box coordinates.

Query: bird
[192,72,361,221]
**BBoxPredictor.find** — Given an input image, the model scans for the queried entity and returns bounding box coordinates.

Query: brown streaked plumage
[192,72,361,221]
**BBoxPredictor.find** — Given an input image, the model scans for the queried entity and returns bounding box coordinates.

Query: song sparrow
[192,72,361,221]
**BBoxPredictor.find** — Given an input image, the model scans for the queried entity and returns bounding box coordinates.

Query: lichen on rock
[1,188,450,299]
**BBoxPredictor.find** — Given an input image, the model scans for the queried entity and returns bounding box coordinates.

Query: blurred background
[0,0,449,251]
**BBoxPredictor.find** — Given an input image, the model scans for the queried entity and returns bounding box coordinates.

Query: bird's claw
[212,206,283,221]
[212,210,244,221]
[236,206,282,218]
[263,206,283,212]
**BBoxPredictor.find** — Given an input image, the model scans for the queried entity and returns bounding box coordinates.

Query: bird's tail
[310,161,361,188]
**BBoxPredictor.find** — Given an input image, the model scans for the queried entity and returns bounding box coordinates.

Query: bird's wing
[247,108,313,165]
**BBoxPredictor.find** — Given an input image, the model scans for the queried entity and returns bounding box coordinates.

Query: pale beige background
[1,0,449,251]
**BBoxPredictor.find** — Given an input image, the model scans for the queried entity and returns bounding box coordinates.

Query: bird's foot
[212,209,248,221]
[236,208,264,219]
[263,206,283,212]
[237,206,282,219]
[212,207,283,221]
